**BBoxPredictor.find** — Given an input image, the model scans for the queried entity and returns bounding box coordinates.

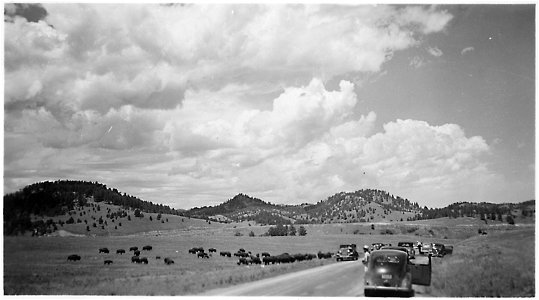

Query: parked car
[370,243,386,252]
[397,242,416,259]
[336,244,359,261]
[363,249,432,297]
[420,243,432,255]
[431,243,446,257]
[380,246,409,255]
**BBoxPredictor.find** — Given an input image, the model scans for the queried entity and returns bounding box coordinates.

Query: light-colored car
[364,249,432,297]
[420,243,432,255]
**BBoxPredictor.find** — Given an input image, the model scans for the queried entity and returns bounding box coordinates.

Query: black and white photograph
[3,2,535,296]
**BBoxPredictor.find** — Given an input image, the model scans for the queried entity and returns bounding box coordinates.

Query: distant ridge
[3,180,535,235]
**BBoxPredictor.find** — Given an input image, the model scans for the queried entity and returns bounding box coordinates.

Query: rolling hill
[3,180,535,236]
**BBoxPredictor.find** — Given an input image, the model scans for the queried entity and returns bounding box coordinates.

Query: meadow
[429,227,535,297]
[4,219,534,296]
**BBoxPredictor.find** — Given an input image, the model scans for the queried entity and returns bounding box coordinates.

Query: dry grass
[5,219,534,296]
[429,227,535,297]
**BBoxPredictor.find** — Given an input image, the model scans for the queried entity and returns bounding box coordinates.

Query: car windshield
[370,252,406,273]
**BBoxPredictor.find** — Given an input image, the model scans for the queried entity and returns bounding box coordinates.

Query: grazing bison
[104,260,113,265]
[263,256,277,265]
[129,246,138,252]
[131,256,140,263]
[164,257,175,265]
[142,245,152,251]
[237,257,250,265]
[251,256,262,264]
[189,247,204,254]
[197,252,210,259]
[67,254,81,261]
[134,250,141,256]
[116,249,126,254]
[261,252,271,258]
[99,248,109,254]
[317,251,332,259]
[235,251,249,258]
[208,248,217,253]
[220,251,232,257]
[275,253,295,264]
[139,257,148,264]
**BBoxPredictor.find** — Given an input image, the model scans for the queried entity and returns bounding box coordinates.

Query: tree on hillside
[506,215,515,225]
[298,226,307,236]
[289,224,297,236]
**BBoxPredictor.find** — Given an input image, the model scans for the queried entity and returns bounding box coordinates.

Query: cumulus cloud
[427,46,443,57]
[409,56,426,68]
[8,4,489,208]
[461,46,475,55]
[5,4,453,115]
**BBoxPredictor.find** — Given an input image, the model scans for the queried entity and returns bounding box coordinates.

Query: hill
[4,180,535,236]
[3,180,184,235]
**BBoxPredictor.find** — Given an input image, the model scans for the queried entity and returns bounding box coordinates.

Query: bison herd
[68,245,335,268]
[187,247,335,266]
[67,245,175,266]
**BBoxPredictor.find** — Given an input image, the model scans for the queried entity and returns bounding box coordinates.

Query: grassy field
[4,217,535,296]
[429,227,535,297]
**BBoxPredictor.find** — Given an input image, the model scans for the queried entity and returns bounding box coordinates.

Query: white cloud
[461,46,475,55]
[427,46,443,57]
[409,56,426,68]
[9,4,504,209]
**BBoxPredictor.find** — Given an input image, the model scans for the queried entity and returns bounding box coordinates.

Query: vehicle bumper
[364,286,412,293]
[336,256,357,261]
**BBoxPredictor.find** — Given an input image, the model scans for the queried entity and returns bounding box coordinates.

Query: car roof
[380,246,409,252]
[371,249,408,257]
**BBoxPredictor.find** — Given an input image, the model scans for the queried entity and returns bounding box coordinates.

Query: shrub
[380,228,394,235]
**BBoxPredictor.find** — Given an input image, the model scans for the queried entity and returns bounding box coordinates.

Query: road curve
[201,261,365,296]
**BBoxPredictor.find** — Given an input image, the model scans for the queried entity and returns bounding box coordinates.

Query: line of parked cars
[362,241,453,297]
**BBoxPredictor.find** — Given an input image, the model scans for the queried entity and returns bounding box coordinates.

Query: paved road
[202,257,434,297]
[202,261,365,296]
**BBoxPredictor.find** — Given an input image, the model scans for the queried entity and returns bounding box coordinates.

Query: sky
[3,3,535,209]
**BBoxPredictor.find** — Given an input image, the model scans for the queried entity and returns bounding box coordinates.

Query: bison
[156,256,162,260]
[134,250,141,256]
[197,252,210,259]
[142,245,152,251]
[220,251,232,257]
[261,252,271,258]
[104,260,113,265]
[139,257,148,264]
[67,254,81,261]
[131,256,140,263]
[99,248,109,254]
[237,257,250,265]
[208,248,217,253]
[317,251,333,259]
[164,257,175,265]
[189,247,204,254]
[129,246,138,252]
[116,249,126,254]
[235,251,249,258]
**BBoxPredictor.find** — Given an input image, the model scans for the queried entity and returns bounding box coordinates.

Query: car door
[410,256,432,286]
